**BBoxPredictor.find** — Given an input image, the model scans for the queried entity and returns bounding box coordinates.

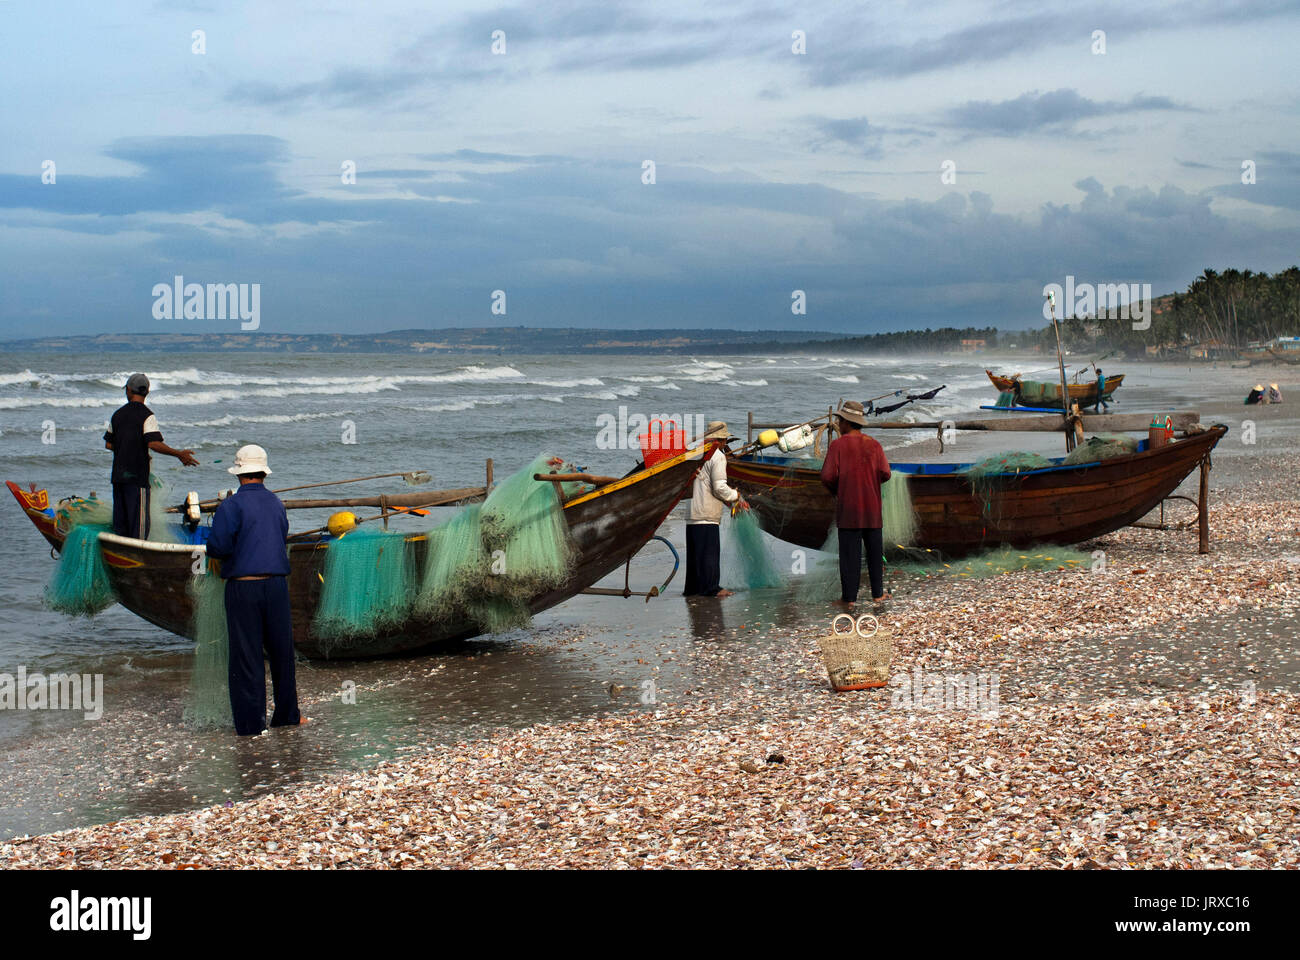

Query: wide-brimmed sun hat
[228,444,272,476]
[702,420,736,442]
[835,400,868,426]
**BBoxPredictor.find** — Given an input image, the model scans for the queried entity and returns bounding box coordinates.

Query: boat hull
[9,448,710,659]
[727,425,1225,554]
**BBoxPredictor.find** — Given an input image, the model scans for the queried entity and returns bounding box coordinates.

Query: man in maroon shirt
[820,400,892,607]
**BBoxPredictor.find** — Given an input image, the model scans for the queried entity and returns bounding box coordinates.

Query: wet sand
[2,406,1298,866]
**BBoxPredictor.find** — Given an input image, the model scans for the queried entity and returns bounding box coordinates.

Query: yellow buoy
[757,428,780,448]
[327,511,358,537]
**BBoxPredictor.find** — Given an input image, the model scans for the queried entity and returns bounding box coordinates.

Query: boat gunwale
[733,424,1226,481]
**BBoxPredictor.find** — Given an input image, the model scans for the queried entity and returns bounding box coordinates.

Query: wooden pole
[1198,454,1210,554]
[747,411,753,446]
[1048,293,1075,452]
[486,458,494,491]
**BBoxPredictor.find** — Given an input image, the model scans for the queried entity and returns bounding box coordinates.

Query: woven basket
[820,626,893,691]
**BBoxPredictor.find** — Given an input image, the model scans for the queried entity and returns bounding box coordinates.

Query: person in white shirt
[684,420,749,597]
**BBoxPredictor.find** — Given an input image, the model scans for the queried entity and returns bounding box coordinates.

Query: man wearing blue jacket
[205,444,302,735]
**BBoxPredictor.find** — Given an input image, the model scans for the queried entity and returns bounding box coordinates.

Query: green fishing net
[1015,381,1061,407]
[888,544,1093,579]
[44,523,115,616]
[313,527,414,641]
[966,451,1055,479]
[147,474,180,543]
[881,471,918,548]
[416,504,490,621]
[414,454,579,634]
[723,509,784,590]
[965,451,1055,521]
[1062,433,1139,466]
[994,390,1017,408]
[479,454,576,601]
[55,495,111,530]
[183,569,233,730]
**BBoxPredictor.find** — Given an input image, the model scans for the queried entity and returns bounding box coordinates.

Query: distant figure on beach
[1268,383,1283,404]
[821,400,891,609]
[102,373,199,539]
[205,444,303,736]
[1094,368,1110,413]
[684,420,748,599]
[1245,384,1265,405]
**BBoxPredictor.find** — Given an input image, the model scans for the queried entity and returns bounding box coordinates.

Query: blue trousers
[225,577,300,736]
[683,523,722,596]
[111,483,150,539]
[838,527,884,603]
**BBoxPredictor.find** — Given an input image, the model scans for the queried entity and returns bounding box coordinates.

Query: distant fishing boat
[986,369,1124,409]
[726,425,1225,554]
[7,445,714,659]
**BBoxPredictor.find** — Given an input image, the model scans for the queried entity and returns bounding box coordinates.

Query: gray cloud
[943,89,1190,135]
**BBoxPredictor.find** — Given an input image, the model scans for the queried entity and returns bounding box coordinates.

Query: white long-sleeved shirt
[687,447,739,524]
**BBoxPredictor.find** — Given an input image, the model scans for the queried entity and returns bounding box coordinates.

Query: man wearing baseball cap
[103,373,199,538]
[205,444,302,735]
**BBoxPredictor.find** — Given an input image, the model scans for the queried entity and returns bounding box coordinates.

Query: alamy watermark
[152,275,260,330]
[891,667,1000,715]
[1,666,103,720]
[595,406,706,451]
[1043,275,1152,330]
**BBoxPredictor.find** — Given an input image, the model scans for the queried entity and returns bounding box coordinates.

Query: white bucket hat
[228,444,272,476]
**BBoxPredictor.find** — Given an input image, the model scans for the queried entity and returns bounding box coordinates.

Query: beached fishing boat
[986,369,1125,408]
[726,425,1225,554]
[7,445,714,659]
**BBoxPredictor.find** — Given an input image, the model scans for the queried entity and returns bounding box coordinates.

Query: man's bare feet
[832,599,855,611]
[714,589,735,598]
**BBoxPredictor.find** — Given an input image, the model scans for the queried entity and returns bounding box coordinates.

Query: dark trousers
[838,527,884,603]
[683,523,722,597]
[225,577,300,736]
[111,482,150,539]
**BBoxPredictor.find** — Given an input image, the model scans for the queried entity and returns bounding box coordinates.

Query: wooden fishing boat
[7,445,715,659]
[726,425,1225,554]
[986,369,1125,407]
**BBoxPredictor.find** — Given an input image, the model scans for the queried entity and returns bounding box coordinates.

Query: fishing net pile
[423,454,581,634]
[44,523,115,616]
[312,527,414,642]
[1013,381,1060,407]
[994,390,1018,409]
[1062,433,1138,466]
[965,451,1054,520]
[795,534,1093,602]
[309,455,582,649]
[54,494,111,530]
[183,569,233,730]
[887,544,1093,579]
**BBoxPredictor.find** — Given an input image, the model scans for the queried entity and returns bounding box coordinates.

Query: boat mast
[1047,290,1076,452]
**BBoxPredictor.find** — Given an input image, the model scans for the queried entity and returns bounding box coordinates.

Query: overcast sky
[1,0,1297,335]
